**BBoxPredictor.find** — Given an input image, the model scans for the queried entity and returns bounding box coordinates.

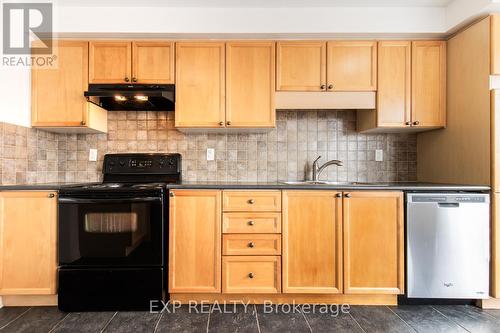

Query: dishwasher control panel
[409,194,488,203]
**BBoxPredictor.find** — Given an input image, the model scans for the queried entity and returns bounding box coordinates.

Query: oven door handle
[58,197,162,204]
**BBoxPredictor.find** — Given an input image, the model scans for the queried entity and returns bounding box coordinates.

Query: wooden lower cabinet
[222,234,281,256]
[222,256,281,294]
[169,190,222,293]
[222,212,281,234]
[0,191,57,295]
[223,190,281,212]
[343,191,404,294]
[170,189,404,302]
[282,191,343,294]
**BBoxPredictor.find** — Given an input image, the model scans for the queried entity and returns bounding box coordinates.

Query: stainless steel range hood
[84,84,175,111]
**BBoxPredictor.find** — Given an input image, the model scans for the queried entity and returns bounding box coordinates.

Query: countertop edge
[165,184,491,191]
[0,183,491,192]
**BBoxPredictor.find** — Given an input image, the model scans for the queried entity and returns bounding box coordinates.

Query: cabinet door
[0,192,57,295]
[411,41,446,127]
[343,191,404,294]
[175,42,226,128]
[377,41,411,127]
[226,42,275,128]
[327,41,377,91]
[282,191,342,293]
[169,190,221,293]
[89,41,132,84]
[32,41,89,127]
[132,41,174,84]
[276,41,326,91]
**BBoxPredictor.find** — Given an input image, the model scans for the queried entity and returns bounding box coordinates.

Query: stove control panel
[103,153,181,174]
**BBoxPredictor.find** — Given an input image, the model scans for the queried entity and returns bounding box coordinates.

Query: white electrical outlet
[89,149,98,162]
[375,149,384,162]
[206,148,215,161]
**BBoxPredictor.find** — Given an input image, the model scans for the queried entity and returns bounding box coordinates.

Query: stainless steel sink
[281,181,355,185]
[281,181,390,186]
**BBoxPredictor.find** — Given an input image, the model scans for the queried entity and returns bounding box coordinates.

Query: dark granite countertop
[166,181,490,192]
[0,181,490,192]
[0,182,100,191]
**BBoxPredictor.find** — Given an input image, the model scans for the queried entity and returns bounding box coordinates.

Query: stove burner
[92,183,122,189]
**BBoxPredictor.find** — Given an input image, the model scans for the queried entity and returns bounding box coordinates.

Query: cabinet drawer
[223,234,281,256]
[223,191,281,212]
[222,256,281,293]
[223,213,281,233]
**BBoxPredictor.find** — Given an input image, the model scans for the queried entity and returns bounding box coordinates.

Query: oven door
[58,193,164,267]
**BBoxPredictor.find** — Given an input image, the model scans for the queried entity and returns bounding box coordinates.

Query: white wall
[0,55,31,127]
[54,6,446,36]
[0,0,497,127]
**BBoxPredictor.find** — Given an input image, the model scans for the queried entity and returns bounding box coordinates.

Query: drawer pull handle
[248,272,254,279]
[248,242,255,248]
[248,220,255,226]
[248,199,255,204]
[48,193,55,198]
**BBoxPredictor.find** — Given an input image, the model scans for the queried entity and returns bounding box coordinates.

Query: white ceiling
[58,0,455,8]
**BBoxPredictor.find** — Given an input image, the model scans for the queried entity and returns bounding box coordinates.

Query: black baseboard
[397,295,475,306]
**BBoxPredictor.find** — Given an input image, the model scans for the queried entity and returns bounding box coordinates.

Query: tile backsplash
[1,110,416,184]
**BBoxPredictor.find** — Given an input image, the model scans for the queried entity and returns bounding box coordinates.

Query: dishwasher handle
[437,203,460,208]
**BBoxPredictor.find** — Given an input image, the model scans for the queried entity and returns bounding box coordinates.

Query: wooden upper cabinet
[89,41,132,84]
[169,190,221,293]
[376,41,412,127]
[491,15,500,75]
[343,191,404,295]
[0,191,57,295]
[132,42,174,84]
[282,191,343,294]
[276,41,326,91]
[327,41,377,91]
[411,41,446,127]
[32,41,89,127]
[226,42,275,128]
[175,42,226,128]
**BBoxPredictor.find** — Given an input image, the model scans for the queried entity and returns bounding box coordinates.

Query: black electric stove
[58,153,181,312]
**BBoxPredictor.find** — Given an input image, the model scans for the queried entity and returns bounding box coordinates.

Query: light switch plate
[207,148,215,161]
[375,149,384,162]
[89,149,98,162]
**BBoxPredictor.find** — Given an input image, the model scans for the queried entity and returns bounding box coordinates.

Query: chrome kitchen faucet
[312,156,343,182]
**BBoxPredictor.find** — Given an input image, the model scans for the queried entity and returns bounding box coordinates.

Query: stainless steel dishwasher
[406,193,490,299]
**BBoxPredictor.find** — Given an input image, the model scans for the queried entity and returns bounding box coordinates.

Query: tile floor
[0,304,499,332]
